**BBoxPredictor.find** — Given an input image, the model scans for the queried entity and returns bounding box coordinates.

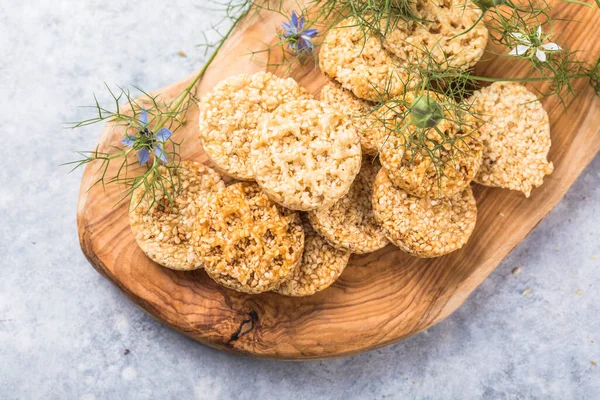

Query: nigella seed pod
[473,0,506,10]
[410,95,445,129]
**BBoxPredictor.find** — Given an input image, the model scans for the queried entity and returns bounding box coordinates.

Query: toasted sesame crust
[383,0,488,71]
[198,72,311,180]
[202,182,304,294]
[319,17,413,101]
[275,218,351,296]
[320,80,383,155]
[468,82,554,197]
[378,90,483,198]
[129,161,225,271]
[372,169,477,257]
[251,99,362,211]
[308,159,389,254]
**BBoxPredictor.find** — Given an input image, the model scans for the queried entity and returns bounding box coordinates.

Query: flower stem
[444,73,589,83]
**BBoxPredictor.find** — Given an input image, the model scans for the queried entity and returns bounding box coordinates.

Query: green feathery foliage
[67,0,253,208]
[68,0,599,203]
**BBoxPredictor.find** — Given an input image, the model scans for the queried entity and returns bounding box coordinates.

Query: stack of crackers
[128,0,554,296]
[131,72,372,296]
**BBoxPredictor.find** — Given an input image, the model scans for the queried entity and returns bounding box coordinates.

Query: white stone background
[0,1,599,399]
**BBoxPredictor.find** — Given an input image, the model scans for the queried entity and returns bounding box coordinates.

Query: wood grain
[77,2,600,359]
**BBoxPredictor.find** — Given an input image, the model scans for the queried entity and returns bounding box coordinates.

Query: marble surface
[1,1,599,399]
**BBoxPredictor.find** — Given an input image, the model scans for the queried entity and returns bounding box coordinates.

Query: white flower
[508,26,561,62]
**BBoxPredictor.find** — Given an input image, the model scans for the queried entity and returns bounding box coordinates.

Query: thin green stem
[445,73,589,83]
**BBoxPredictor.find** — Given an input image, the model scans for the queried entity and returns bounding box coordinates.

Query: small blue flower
[281,11,318,56]
[138,109,149,127]
[137,147,150,165]
[121,108,173,165]
[121,135,136,147]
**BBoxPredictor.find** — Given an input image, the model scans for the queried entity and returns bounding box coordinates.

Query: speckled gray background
[0,1,598,399]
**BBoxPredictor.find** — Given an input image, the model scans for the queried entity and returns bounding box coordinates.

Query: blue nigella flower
[281,11,318,55]
[121,109,172,165]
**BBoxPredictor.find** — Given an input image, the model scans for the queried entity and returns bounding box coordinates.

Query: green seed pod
[473,0,506,11]
[410,95,445,129]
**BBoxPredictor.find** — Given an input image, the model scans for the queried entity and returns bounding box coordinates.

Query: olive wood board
[77,2,600,359]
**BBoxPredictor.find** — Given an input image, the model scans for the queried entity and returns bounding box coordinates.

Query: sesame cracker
[129,161,225,271]
[372,169,477,257]
[319,17,414,101]
[251,99,362,211]
[320,80,383,155]
[308,159,388,254]
[202,182,304,294]
[275,218,350,296]
[468,82,554,197]
[378,90,483,198]
[198,72,311,180]
[383,0,488,71]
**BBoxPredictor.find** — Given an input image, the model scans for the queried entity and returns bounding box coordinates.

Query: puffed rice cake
[275,218,351,296]
[378,90,483,198]
[319,17,412,101]
[468,82,554,197]
[382,0,488,71]
[308,159,388,254]
[320,80,384,155]
[129,161,225,271]
[372,169,477,257]
[251,98,362,211]
[198,72,311,180]
[201,182,305,294]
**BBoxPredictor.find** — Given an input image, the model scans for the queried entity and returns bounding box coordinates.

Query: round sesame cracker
[129,161,225,271]
[319,17,413,102]
[202,182,304,294]
[372,169,477,257]
[308,159,389,254]
[320,80,383,155]
[198,72,311,180]
[251,99,362,211]
[468,82,554,198]
[378,90,483,199]
[275,218,351,296]
[382,0,488,71]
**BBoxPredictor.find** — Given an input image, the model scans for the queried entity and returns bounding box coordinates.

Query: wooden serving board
[77,2,600,359]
